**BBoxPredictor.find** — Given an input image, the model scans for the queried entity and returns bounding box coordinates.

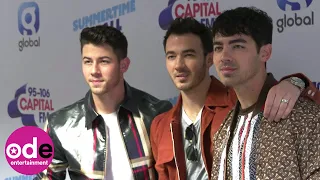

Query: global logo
[158,0,221,30]
[277,0,313,11]
[18,2,40,35]
[276,0,314,33]
[8,84,54,127]
[17,2,40,51]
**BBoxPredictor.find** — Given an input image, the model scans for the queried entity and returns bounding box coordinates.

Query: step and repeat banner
[1,0,319,179]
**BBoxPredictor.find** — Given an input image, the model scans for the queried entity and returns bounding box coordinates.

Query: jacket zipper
[170,122,181,180]
[117,113,135,178]
[200,123,210,176]
[92,110,107,178]
[103,123,108,178]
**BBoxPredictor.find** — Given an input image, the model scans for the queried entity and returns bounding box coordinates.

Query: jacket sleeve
[150,115,170,180]
[299,108,320,179]
[309,172,320,180]
[279,73,320,104]
[34,120,68,180]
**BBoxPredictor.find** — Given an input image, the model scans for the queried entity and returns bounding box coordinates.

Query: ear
[206,52,213,68]
[259,44,272,63]
[120,57,130,73]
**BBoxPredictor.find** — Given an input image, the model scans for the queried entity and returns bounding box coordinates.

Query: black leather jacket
[34,82,172,180]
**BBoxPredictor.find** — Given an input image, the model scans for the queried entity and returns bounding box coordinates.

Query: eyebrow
[82,56,112,60]
[213,38,247,46]
[182,49,196,53]
[166,49,196,55]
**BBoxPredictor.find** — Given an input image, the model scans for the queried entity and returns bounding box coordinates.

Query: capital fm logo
[158,0,222,30]
[276,0,314,33]
[18,2,40,51]
[8,84,54,127]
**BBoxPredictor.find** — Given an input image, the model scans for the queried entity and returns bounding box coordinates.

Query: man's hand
[264,80,301,122]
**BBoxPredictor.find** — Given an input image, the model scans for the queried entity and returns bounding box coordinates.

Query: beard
[90,72,121,96]
[219,56,261,88]
[174,61,207,92]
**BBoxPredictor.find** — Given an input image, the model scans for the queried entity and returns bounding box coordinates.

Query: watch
[286,77,306,92]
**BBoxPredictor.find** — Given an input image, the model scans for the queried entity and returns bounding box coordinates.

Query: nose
[220,48,232,63]
[91,62,100,75]
[174,55,185,70]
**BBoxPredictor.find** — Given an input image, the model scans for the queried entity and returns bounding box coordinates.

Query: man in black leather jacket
[34,25,172,180]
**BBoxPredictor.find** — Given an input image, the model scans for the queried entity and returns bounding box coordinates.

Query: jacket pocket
[156,130,175,164]
[157,147,174,165]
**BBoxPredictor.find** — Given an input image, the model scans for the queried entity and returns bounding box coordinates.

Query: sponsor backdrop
[1,0,319,179]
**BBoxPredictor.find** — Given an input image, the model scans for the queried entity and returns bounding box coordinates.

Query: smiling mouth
[176,74,188,77]
[90,80,104,86]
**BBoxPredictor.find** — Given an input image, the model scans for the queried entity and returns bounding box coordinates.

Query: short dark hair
[163,17,213,55]
[80,25,128,60]
[212,6,273,52]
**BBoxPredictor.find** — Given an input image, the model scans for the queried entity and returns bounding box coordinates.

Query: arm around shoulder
[279,73,320,104]
[34,120,68,180]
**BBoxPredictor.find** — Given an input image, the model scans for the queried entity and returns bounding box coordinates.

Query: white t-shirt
[181,107,209,180]
[101,112,134,180]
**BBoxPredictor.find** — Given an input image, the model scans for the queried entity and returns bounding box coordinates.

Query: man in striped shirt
[211,7,320,180]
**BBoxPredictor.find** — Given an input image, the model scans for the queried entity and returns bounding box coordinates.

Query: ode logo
[5,126,54,175]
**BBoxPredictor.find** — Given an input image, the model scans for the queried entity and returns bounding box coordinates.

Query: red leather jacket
[150,74,320,180]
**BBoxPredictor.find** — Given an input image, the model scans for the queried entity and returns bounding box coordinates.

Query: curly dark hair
[163,17,213,55]
[212,6,273,52]
[80,25,128,60]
